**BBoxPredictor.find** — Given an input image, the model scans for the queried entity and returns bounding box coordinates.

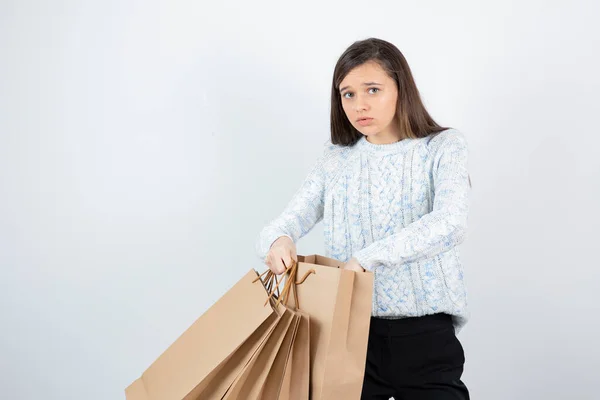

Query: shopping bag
[125,269,281,400]
[286,254,374,400]
[276,309,310,400]
[221,308,297,400]
[193,309,281,399]
[258,263,313,400]
[258,310,302,399]
[196,269,301,400]
[222,263,314,400]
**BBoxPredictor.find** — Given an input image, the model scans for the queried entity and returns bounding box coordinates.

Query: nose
[354,94,369,113]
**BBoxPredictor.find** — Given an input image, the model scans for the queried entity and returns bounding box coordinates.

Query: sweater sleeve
[255,143,331,260]
[353,130,471,271]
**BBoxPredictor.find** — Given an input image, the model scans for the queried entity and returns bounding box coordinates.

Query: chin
[358,130,381,137]
[355,126,379,137]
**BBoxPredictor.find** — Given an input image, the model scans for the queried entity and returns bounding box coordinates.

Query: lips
[356,117,374,126]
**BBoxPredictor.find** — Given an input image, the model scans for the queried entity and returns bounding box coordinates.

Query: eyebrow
[339,82,382,92]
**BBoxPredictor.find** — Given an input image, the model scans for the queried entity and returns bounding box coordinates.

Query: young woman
[256,37,471,400]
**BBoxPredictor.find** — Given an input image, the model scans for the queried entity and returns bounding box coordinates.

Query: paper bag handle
[253,260,315,309]
[253,269,281,298]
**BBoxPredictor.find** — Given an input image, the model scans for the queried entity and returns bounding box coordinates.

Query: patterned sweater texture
[256,128,471,331]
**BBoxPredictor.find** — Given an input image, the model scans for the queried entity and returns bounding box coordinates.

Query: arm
[353,130,471,271]
[255,145,330,260]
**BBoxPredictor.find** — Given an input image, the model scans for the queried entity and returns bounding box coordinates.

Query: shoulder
[314,138,354,177]
[320,138,354,161]
[424,128,469,157]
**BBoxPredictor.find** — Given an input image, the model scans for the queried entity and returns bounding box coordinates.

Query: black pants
[361,313,470,400]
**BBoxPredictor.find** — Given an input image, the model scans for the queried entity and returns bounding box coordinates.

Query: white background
[1,1,599,399]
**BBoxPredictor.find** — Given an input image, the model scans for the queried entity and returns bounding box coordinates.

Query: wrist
[272,235,293,247]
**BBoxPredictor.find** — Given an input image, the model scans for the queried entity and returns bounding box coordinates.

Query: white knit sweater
[256,128,471,331]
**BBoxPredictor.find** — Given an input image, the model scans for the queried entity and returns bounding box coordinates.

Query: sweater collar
[355,135,418,154]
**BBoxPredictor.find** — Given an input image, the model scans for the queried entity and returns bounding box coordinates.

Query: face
[338,60,400,144]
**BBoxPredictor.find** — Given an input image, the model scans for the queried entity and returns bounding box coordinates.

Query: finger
[270,262,283,275]
[273,248,289,273]
[271,251,286,269]
[273,258,286,275]
[282,255,293,271]
[265,253,281,275]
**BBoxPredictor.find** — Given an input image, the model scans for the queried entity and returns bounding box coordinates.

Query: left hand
[343,257,365,272]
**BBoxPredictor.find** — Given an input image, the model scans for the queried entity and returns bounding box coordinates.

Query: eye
[342,92,354,99]
[368,87,380,94]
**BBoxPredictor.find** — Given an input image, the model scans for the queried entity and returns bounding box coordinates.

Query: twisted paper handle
[253,260,315,309]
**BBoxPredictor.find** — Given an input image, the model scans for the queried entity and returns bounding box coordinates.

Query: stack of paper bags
[125,254,373,400]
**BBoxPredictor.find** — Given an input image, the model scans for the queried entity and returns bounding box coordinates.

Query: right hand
[265,236,297,275]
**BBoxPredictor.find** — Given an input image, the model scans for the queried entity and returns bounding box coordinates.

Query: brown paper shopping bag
[258,310,302,400]
[286,254,374,400]
[222,308,298,400]
[222,261,314,400]
[195,270,300,400]
[256,264,313,400]
[125,269,280,400]
[193,309,281,400]
[276,309,311,400]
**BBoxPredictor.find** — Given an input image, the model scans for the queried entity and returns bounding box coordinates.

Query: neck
[365,130,404,145]
[365,120,405,144]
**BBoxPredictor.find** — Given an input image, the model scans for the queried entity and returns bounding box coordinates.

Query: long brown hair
[330,38,449,146]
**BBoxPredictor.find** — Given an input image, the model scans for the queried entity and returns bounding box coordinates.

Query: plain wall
[1,1,599,399]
